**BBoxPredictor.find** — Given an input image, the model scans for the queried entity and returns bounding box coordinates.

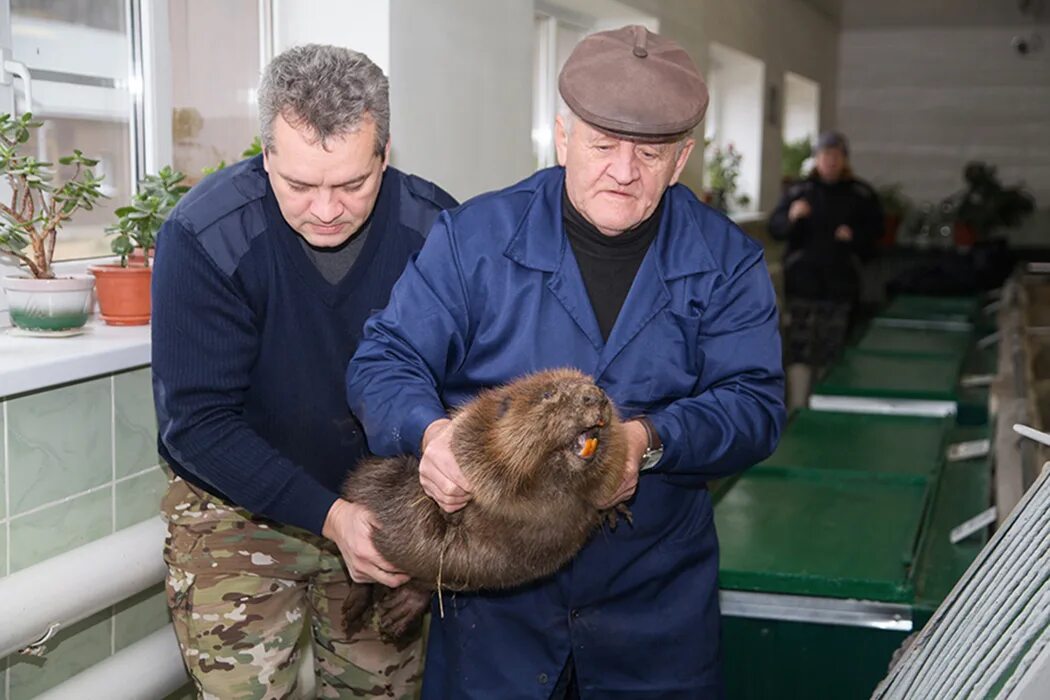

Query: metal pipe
[0,517,166,659]
[33,626,187,700]
[1,54,33,113]
[33,625,320,700]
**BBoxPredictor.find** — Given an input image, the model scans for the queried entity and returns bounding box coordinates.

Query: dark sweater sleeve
[768,190,797,242]
[769,189,814,255]
[851,182,884,261]
[151,218,340,534]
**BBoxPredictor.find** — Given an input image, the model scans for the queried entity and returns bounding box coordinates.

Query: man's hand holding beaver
[421,418,474,512]
[598,418,649,508]
[323,499,410,588]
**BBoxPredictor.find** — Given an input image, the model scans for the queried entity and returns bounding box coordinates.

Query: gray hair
[258,44,389,155]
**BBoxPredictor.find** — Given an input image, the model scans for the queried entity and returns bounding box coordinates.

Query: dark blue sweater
[152,155,456,534]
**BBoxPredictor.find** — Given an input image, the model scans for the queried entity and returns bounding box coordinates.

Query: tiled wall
[0,366,180,700]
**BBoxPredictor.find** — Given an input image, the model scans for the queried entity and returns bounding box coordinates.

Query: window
[532,12,586,170]
[0,0,268,267]
[531,0,657,170]
[782,71,820,178]
[704,43,765,213]
[3,0,136,260]
[168,0,262,187]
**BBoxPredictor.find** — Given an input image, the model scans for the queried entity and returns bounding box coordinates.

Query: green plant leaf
[242,136,263,158]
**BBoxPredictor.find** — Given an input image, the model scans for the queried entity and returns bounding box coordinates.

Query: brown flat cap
[559,25,708,142]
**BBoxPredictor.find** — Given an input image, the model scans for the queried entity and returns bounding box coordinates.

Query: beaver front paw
[374,583,432,643]
[342,582,374,637]
[601,503,633,530]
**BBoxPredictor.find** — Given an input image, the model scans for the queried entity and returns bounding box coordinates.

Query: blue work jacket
[347,167,785,699]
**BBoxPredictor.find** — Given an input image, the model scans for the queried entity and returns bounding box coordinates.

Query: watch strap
[629,415,663,451]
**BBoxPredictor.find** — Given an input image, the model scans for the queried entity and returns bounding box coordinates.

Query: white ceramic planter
[2,275,96,333]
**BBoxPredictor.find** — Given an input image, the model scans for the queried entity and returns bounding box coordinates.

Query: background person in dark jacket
[769,131,883,389]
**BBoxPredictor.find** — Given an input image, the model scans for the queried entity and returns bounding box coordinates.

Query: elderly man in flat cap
[347,25,784,699]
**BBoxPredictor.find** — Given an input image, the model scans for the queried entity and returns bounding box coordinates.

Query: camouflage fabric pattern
[162,476,423,699]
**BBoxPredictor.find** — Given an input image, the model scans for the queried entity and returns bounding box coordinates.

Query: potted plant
[200,136,263,178]
[0,112,105,334]
[877,183,911,247]
[90,166,188,325]
[952,161,1035,247]
[703,141,748,214]
[781,136,811,187]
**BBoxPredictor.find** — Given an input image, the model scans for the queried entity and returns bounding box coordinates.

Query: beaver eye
[542,390,554,400]
[497,397,512,417]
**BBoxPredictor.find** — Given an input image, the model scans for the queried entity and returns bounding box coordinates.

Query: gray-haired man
[152,44,456,698]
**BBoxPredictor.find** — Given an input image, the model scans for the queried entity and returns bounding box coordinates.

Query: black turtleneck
[563,188,662,342]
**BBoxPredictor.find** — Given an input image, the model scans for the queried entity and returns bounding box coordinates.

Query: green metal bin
[716,412,989,699]
[877,294,980,330]
[856,324,973,362]
[812,349,963,404]
[756,409,947,484]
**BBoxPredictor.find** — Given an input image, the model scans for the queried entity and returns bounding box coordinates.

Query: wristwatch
[629,416,664,471]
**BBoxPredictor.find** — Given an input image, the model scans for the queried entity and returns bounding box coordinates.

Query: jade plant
[107,166,189,267]
[201,136,263,177]
[0,112,106,278]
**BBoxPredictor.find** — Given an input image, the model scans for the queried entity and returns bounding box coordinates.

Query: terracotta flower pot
[953,221,978,248]
[2,275,95,333]
[879,214,900,248]
[126,248,155,266]
[89,264,152,326]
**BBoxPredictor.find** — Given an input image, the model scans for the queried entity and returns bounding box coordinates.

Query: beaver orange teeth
[575,428,600,459]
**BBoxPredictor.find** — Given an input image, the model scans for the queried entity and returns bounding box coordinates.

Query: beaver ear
[497,396,512,418]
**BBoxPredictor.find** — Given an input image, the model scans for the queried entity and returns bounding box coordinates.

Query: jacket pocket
[639,309,703,404]
[657,489,714,553]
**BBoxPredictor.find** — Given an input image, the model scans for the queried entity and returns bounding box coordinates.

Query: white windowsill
[0,317,151,398]
[730,211,767,224]
[0,257,151,398]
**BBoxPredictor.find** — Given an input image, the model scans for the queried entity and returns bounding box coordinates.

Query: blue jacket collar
[504,167,719,279]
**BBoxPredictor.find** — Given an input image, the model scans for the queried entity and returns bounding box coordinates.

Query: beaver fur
[341,368,628,640]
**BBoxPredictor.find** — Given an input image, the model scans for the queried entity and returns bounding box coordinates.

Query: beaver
[341,368,629,640]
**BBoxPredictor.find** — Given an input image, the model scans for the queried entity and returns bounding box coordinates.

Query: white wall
[387,0,535,202]
[837,24,1050,245]
[273,0,391,73]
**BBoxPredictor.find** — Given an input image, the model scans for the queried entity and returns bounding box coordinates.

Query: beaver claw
[601,503,634,530]
[343,583,431,643]
[374,585,431,643]
[342,583,373,637]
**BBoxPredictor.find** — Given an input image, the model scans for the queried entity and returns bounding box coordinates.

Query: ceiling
[799,0,844,24]
[799,0,1047,28]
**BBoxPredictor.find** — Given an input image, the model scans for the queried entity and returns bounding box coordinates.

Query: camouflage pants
[162,477,423,699]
